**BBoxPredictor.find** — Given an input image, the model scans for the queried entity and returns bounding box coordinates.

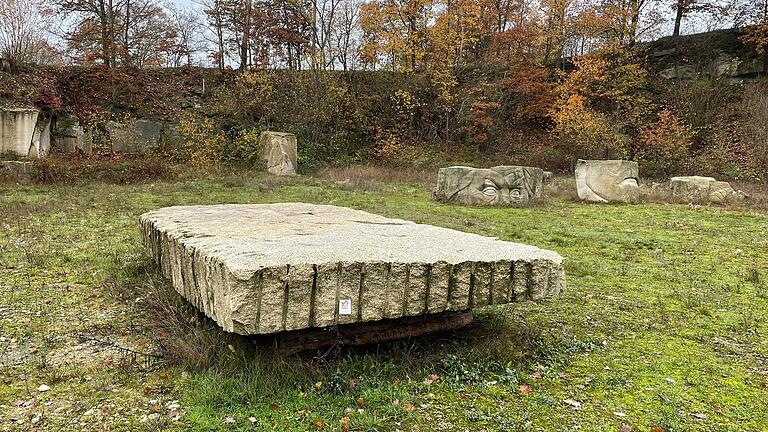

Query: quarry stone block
[1,108,39,158]
[575,159,639,203]
[670,176,744,203]
[139,203,565,335]
[52,115,90,154]
[260,131,297,176]
[433,165,545,206]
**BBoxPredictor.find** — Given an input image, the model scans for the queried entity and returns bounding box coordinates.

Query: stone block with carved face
[433,166,545,206]
[260,131,297,176]
[575,159,639,203]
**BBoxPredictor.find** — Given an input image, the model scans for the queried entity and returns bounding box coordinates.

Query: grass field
[1,171,767,431]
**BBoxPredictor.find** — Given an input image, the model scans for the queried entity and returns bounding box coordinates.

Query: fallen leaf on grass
[620,424,631,432]
[690,413,707,420]
[270,403,280,410]
[223,417,236,424]
[424,374,439,385]
[356,397,365,407]
[403,403,414,412]
[518,385,531,395]
[315,419,325,429]
[563,399,581,410]
[248,417,257,424]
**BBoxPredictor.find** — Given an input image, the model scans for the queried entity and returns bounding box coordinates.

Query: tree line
[0,0,766,72]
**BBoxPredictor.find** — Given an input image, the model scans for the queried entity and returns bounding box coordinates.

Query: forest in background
[1,0,768,181]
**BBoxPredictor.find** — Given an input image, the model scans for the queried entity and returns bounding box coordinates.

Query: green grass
[1,172,767,431]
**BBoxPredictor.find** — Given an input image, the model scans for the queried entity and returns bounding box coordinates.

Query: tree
[59,0,122,66]
[331,0,361,70]
[164,6,205,67]
[359,0,433,71]
[198,0,227,70]
[0,0,57,69]
[59,0,175,67]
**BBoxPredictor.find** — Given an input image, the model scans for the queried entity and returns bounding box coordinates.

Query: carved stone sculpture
[575,159,639,203]
[433,166,545,206]
[139,203,565,335]
[260,131,297,176]
[670,176,745,203]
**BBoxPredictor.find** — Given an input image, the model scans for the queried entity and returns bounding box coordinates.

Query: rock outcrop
[140,203,566,335]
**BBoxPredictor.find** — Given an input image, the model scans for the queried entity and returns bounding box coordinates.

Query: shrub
[550,94,629,162]
[34,153,175,184]
[635,110,692,177]
[739,82,768,181]
[221,127,262,166]
[178,113,225,167]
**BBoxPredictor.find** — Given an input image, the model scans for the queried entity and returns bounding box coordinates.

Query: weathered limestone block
[0,108,39,158]
[433,166,545,206]
[260,131,297,176]
[52,115,90,154]
[139,204,565,335]
[29,116,51,159]
[670,176,744,203]
[575,159,639,203]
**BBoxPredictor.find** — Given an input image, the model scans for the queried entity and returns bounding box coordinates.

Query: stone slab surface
[139,203,565,335]
[575,159,639,203]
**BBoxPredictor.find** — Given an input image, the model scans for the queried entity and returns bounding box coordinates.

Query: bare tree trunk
[673,0,685,37]
[239,0,252,71]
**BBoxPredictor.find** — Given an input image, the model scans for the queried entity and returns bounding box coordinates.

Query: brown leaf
[424,374,440,385]
[620,424,631,432]
[356,397,365,407]
[518,385,531,395]
[340,417,350,424]
[403,402,414,412]
[650,427,666,432]
[270,403,280,410]
[315,419,325,429]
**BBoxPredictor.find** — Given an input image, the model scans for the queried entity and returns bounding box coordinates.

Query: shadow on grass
[103,252,591,396]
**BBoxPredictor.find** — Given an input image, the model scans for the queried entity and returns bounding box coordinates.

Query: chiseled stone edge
[139,216,566,335]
